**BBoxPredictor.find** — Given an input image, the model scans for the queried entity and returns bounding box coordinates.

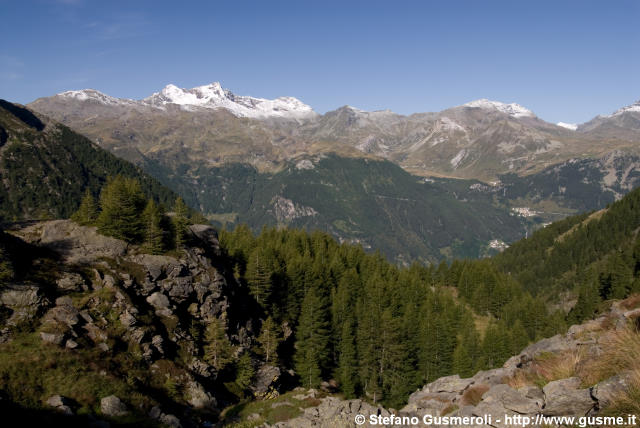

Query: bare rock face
[56,272,87,291]
[592,372,633,408]
[542,377,595,416]
[46,395,73,415]
[269,396,388,428]
[0,283,46,323]
[185,380,217,410]
[40,331,65,345]
[146,292,172,317]
[100,395,128,417]
[251,364,281,399]
[188,224,220,253]
[480,384,540,415]
[13,220,127,264]
[503,334,577,370]
[43,303,80,328]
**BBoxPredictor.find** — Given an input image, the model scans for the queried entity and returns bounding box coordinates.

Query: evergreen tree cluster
[219,226,564,407]
[71,176,195,254]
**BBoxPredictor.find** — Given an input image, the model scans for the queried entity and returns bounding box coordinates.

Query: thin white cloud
[0,72,23,81]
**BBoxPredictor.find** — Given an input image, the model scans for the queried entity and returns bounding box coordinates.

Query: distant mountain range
[25,83,640,261]
[30,83,640,181]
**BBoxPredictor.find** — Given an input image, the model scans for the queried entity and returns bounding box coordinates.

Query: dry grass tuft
[505,349,585,389]
[506,370,536,389]
[619,294,640,310]
[532,349,583,383]
[440,404,459,416]
[581,326,640,386]
[461,384,490,406]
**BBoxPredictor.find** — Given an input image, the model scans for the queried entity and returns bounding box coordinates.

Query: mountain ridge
[30,85,640,182]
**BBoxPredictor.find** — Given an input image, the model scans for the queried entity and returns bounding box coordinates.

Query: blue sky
[1,0,639,123]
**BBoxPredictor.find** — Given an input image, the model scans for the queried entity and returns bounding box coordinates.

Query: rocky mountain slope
[0,220,267,427]
[259,296,640,427]
[578,100,640,141]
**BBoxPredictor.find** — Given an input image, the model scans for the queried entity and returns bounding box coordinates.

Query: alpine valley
[27,83,640,262]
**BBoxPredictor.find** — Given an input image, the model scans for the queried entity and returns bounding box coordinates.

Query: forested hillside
[0,100,177,221]
[217,186,640,408]
[218,226,563,408]
[493,186,640,322]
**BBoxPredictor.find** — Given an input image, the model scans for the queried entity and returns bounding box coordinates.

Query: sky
[1,0,639,124]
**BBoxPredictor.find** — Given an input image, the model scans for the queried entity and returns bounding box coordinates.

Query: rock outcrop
[1,220,261,427]
[100,395,128,417]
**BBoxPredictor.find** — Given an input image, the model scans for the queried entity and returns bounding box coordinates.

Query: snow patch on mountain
[438,117,465,132]
[58,83,317,120]
[557,122,578,131]
[608,100,640,117]
[59,89,136,106]
[463,99,535,118]
[450,149,468,168]
[143,83,317,119]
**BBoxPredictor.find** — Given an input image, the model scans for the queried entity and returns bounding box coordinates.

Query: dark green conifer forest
[217,187,640,407]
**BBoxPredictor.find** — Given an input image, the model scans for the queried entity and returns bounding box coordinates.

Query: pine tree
[570,270,600,323]
[173,197,190,249]
[142,199,165,254]
[204,318,234,370]
[378,309,413,407]
[245,247,274,306]
[337,316,358,398]
[452,340,473,378]
[71,189,98,225]
[97,176,146,242]
[257,316,281,364]
[609,252,633,299]
[294,286,330,388]
[235,352,255,392]
[509,320,530,355]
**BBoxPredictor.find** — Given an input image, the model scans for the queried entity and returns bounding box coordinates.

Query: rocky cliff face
[0,220,277,427]
[265,298,640,427]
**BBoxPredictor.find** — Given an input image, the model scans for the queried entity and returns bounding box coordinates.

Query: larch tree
[71,189,98,225]
[142,199,165,254]
[97,176,146,243]
[173,197,190,250]
[204,318,234,371]
[257,316,281,364]
[294,285,330,388]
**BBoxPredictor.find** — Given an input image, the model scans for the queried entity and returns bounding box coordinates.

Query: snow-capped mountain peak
[609,100,640,117]
[56,82,317,120]
[59,89,130,106]
[462,99,535,118]
[143,82,317,119]
[557,122,578,131]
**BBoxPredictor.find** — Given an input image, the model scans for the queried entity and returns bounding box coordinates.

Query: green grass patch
[219,390,326,426]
